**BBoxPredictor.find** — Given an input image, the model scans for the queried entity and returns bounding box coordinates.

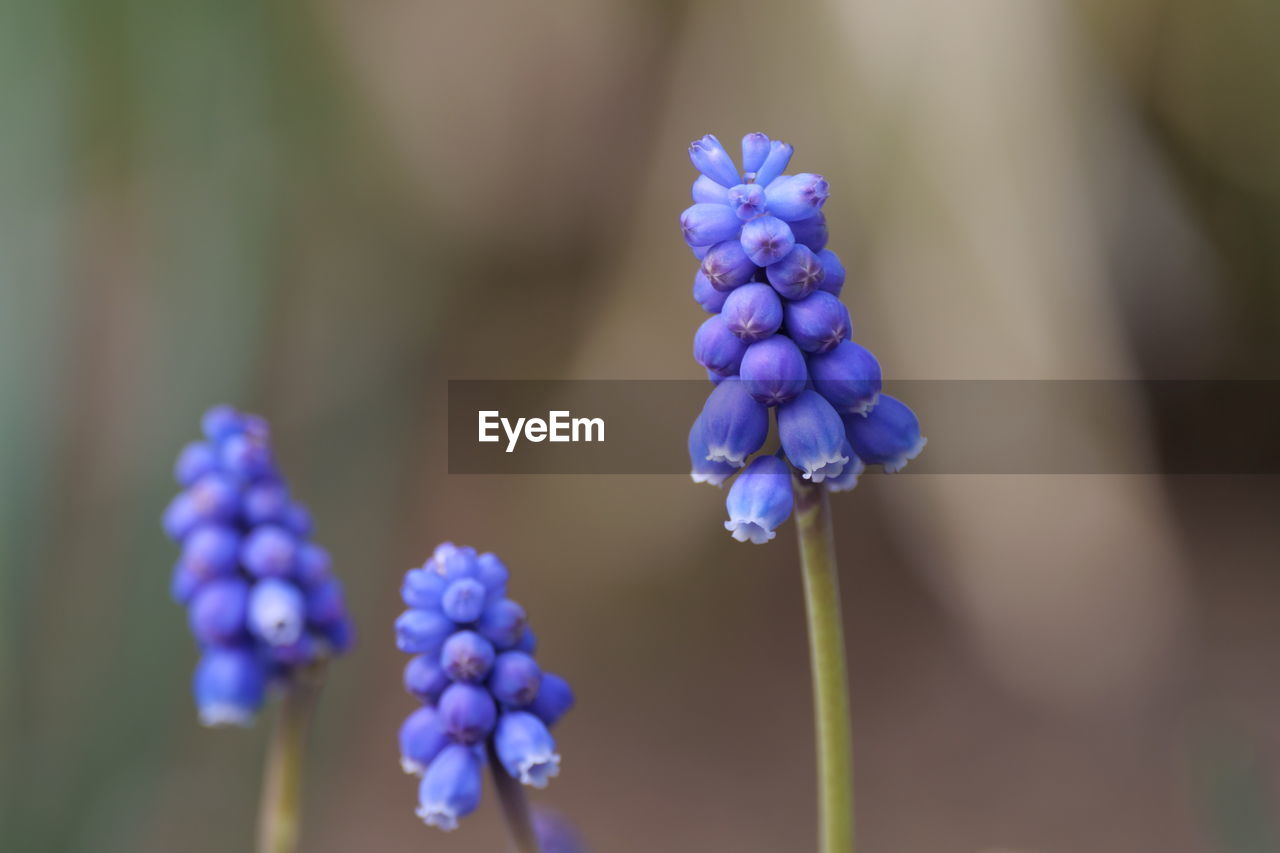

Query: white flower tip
[705,448,747,468]
[416,805,459,832]
[805,454,849,484]
[519,753,561,789]
[400,757,425,776]
[848,393,880,417]
[882,436,927,474]
[690,470,728,488]
[199,704,255,728]
[724,519,776,544]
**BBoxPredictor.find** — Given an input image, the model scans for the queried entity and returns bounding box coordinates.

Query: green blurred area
[2,1,1279,851]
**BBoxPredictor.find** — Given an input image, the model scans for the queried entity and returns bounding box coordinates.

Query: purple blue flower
[843,395,927,473]
[679,133,924,542]
[396,544,574,832]
[165,406,352,726]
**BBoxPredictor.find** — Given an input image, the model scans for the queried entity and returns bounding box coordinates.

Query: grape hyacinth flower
[163,405,352,853]
[164,405,352,725]
[681,134,929,853]
[680,133,927,542]
[397,544,575,846]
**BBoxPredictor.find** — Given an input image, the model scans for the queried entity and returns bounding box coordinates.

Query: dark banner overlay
[447,380,1280,475]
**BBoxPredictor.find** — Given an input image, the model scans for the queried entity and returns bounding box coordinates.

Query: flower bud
[294,542,332,587]
[693,270,729,313]
[193,647,265,727]
[778,390,849,483]
[241,524,297,578]
[700,240,757,291]
[201,404,244,442]
[305,577,347,626]
[180,524,241,579]
[754,140,794,186]
[495,711,561,788]
[188,577,250,646]
[396,608,455,654]
[402,566,446,610]
[174,441,218,486]
[476,553,509,604]
[789,211,828,252]
[808,340,882,415]
[693,314,748,377]
[247,578,306,647]
[721,284,783,342]
[692,174,730,205]
[477,598,528,650]
[400,706,450,775]
[724,455,794,544]
[816,248,845,296]
[688,134,741,188]
[740,335,808,406]
[416,744,483,831]
[844,395,926,473]
[528,672,575,728]
[441,578,487,623]
[698,379,769,467]
[784,290,851,353]
[404,654,451,704]
[243,481,290,526]
[741,132,772,175]
[728,183,767,220]
[437,683,497,744]
[766,244,825,300]
[440,630,496,683]
[490,651,543,708]
[688,417,738,486]
[765,173,829,221]
[740,215,795,267]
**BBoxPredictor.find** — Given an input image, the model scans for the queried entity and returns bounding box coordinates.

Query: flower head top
[682,134,926,543]
[397,544,575,832]
[164,405,352,727]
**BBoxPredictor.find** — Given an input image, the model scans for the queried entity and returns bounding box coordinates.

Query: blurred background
[2,0,1279,850]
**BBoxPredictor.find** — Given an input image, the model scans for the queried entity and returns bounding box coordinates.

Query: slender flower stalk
[488,743,542,853]
[257,663,326,853]
[793,478,853,853]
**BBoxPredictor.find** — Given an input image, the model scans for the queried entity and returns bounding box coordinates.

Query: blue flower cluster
[682,134,926,544]
[163,405,352,726]
[397,543,575,832]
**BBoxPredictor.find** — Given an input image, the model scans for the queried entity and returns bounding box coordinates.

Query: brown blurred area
[2,0,1279,851]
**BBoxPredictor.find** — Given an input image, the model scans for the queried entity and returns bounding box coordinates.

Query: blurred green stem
[256,663,325,853]
[488,744,541,853]
[793,476,854,853]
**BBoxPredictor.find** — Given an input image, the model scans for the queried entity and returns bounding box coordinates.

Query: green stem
[256,663,325,853]
[487,743,541,853]
[793,475,854,853]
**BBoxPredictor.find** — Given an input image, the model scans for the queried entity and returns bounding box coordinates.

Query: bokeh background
[3,0,1279,851]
